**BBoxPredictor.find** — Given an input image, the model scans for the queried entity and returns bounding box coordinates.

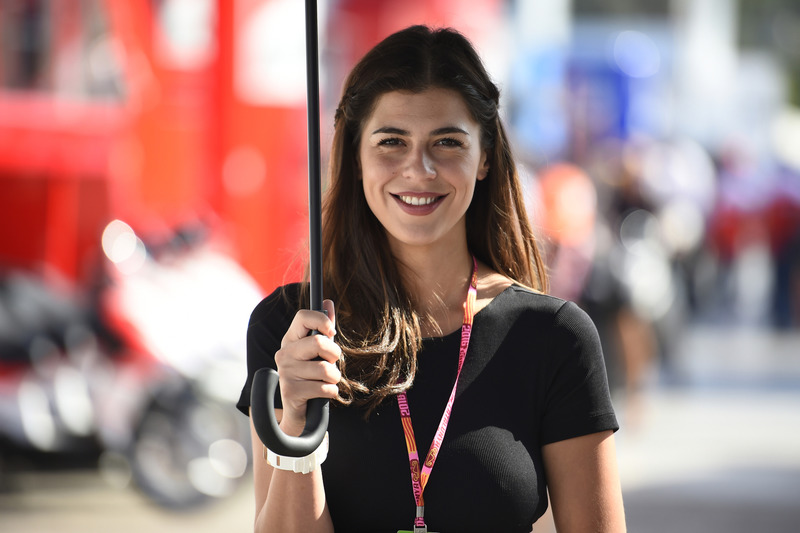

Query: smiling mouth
[394,194,443,206]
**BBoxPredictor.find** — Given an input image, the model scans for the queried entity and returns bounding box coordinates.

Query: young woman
[238,25,626,533]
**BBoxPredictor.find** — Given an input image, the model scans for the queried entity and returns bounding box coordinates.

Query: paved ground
[1,325,798,533]
[0,467,254,533]
[617,387,800,533]
[614,325,800,533]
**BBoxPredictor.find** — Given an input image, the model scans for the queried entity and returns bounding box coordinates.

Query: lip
[391,192,446,215]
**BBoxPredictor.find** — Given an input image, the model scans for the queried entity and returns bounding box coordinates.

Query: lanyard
[397,256,478,532]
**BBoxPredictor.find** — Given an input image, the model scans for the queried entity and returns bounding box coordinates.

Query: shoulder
[513,286,595,328]
[491,284,570,317]
[249,282,304,327]
[476,262,576,320]
[500,288,606,384]
[487,285,600,344]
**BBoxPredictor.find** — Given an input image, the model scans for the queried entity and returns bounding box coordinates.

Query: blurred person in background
[533,159,659,427]
[709,135,800,329]
[237,25,626,533]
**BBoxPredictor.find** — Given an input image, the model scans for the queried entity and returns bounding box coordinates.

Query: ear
[477,150,490,181]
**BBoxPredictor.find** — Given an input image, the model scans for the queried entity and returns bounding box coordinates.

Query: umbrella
[250,0,329,457]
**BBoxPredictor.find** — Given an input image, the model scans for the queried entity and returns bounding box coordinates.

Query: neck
[392,243,475,336]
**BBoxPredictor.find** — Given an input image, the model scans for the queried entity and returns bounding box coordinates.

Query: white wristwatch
[264,432,329,474]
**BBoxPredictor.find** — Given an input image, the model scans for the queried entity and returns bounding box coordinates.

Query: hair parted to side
[302,25,548,415]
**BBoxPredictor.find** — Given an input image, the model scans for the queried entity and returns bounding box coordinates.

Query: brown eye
[436,137,464,147]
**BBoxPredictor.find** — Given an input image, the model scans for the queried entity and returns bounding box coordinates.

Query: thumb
[322,299,336,337]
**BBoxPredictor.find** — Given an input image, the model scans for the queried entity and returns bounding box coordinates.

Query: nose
[403,145,436,180]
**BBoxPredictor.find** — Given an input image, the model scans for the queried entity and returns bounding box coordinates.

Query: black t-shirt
[238,283,619,533]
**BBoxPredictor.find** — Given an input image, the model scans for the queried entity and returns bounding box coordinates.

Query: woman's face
[358,88,489,255]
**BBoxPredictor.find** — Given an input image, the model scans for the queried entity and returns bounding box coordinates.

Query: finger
[302,334,341,364]
[275,334,341,368]
[289,358,342,385]
[281,376,340,404]
[282,308,334,345]
[323,299,336,334]
[279,362,341,406]
[281,380,339,424]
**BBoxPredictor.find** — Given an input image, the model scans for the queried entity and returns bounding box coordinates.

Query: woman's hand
[274,299,342,437]
[250,300,338,533]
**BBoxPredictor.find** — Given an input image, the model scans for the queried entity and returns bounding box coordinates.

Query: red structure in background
[0,0,501,294]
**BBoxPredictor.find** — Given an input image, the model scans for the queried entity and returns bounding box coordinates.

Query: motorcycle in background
[0,219,263,509]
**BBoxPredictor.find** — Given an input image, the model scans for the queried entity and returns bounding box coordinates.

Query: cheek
[360,154,399,186]
[441,157,482,183]
[359,168,382,209]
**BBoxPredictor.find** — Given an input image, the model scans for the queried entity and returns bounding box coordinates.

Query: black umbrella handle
[251,368,329,456]
[250,0,329,458]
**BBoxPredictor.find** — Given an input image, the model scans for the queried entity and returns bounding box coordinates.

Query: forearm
[254,468,333,533]
[249,413,334,533]
[250,302,341,533]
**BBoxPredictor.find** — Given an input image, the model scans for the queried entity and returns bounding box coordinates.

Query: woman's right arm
[250,300,340,533]
[249,410,332,532]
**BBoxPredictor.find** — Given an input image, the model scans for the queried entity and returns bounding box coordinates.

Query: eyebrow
[371,126,470,136]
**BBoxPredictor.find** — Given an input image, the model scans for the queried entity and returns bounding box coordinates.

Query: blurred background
[0,0,798,532]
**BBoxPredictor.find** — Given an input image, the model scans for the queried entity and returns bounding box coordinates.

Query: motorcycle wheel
[129,385,251,509]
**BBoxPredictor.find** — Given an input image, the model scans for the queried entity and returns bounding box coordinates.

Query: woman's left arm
[542,430,626,533]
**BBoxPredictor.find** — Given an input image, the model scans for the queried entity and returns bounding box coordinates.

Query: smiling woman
[238,24,626,533]
[359,88,489,254]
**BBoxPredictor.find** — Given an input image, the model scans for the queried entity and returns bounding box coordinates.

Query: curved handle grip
[251,367,329,457]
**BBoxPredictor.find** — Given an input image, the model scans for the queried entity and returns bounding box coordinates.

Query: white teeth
[399,195,437,206]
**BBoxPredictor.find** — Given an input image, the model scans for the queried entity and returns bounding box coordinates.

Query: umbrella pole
[250,0,329,458]
[306,0,323,314]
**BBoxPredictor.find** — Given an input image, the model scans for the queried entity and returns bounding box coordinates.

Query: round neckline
[421,284,516,341]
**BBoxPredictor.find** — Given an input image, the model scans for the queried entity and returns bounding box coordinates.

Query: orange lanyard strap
[397,256,478,531]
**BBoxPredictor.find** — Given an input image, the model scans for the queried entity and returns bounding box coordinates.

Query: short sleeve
[540,300,619,444]
[236,284,300,416]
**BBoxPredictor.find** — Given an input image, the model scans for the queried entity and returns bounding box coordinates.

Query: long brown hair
[304,25,547,414]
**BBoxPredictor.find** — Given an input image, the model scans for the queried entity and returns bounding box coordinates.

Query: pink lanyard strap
[397,256,478,530]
